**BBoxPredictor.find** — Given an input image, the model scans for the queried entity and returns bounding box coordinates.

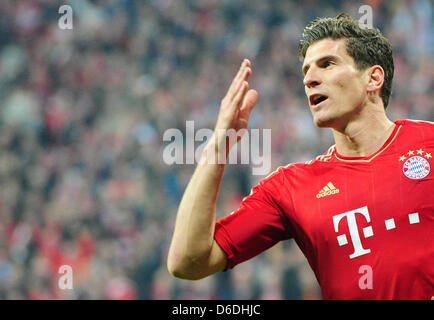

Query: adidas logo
[316,182,340,198]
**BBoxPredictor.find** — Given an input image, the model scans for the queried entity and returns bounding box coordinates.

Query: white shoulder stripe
[262,163,294,180]
[405,119,434,125]
[305,145,336,164]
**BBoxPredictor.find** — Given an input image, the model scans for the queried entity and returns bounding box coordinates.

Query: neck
[332,111,395,158]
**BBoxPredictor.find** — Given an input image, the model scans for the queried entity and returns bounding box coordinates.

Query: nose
[303,67,322,88]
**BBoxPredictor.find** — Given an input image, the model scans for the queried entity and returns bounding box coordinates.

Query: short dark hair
[299,13,394,109]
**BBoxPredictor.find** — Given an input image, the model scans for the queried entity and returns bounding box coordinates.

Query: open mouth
[309,94,328,107]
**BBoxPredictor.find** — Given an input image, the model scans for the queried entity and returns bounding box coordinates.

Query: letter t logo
[333,206,374,259]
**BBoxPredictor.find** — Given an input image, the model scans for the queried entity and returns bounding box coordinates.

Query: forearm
[167,137,226,277]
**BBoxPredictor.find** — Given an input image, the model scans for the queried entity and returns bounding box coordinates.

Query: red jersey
[214,119,434,299]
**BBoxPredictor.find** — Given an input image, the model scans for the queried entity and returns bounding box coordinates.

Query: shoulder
[259,145,335,186]
[396,119,434,130]
[395,119,434,143]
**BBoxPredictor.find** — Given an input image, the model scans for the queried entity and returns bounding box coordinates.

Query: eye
[324,60,334,68]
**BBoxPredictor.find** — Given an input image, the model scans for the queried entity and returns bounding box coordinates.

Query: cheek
[334,74,365,102]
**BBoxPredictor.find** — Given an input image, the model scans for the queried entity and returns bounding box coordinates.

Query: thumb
[241,89,258,115]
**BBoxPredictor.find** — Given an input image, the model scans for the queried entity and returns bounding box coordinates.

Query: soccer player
[167,14,434,299]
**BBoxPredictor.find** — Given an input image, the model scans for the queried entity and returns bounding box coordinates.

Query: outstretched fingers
[226,59,251,105]
[216,59,256,133]
[233,80,248,108]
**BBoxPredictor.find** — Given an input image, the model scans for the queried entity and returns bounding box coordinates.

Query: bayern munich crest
[400,149,432,180]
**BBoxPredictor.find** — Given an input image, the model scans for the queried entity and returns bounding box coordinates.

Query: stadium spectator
[0,0,432,299]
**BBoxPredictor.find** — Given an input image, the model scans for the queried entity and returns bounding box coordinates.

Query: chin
[313,114,336,128]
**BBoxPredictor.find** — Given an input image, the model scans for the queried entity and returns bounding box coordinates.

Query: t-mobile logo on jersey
[333,206,422,259]
[333,206,373,259]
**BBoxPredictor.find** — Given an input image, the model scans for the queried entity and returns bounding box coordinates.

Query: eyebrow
[302,54,339,76]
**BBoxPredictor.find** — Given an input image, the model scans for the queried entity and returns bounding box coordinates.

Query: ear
[366,65,384,93]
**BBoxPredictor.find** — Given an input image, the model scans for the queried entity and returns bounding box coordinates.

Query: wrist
[199,132,229,165]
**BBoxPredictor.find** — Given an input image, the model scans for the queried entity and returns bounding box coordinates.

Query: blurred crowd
[0,0,432,299]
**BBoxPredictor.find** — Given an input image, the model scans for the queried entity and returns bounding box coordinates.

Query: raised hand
[215,59,258,133]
